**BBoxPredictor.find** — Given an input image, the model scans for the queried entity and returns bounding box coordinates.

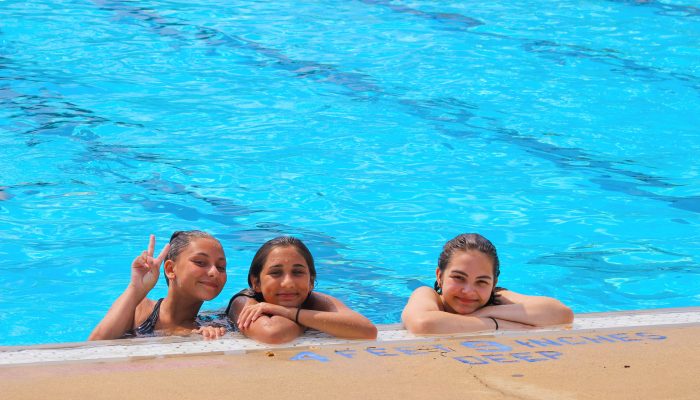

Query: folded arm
[230,296,304,344]
[296,293,377,340]
[231,293,377,343]
[401,287,529,334]
[471,290,574,326]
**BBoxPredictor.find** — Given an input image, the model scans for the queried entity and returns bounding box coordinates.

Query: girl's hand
[193,326,227,340]
[237,302,292,330]
[129,235,170,296]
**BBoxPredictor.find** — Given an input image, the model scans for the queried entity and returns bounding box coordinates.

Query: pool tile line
[1,308,698,366]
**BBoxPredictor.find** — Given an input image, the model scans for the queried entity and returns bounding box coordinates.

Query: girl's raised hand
[129,235,170,296]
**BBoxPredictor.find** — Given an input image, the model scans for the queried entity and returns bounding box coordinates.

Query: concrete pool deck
[1,307,699,399]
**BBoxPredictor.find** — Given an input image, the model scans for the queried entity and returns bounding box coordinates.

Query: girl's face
[167,238,227,301]
[437,250,495,315]
[253,246,313,307]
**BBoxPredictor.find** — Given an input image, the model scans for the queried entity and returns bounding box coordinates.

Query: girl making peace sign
[89,231,228,340]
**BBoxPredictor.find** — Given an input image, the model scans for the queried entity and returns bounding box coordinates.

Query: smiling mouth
[200,282,219,289]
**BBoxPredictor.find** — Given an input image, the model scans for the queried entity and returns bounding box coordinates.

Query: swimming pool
[1,0,698,346]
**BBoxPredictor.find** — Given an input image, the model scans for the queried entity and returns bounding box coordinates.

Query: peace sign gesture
[130,235,170,296]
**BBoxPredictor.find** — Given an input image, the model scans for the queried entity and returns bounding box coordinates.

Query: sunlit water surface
[1,0,699,345]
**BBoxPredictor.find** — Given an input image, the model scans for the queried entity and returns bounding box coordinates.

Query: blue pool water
[1,0,699,346]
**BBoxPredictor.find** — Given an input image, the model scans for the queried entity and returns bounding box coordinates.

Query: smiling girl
[226,236,377,344]
[402,233,573,334]
[89,231,228,340]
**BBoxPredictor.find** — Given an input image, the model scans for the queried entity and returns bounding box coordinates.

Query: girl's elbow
[252,324,299,344]
[559,306,574,324]
[254,334,290,345]
[534,300,574,326]
[259,335,292,345]
[539,305,573,326]
[361,324,378,340]
[403,315,435,335]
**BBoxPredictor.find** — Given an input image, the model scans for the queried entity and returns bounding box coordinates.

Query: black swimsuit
[126,298,231,337]
[134,298,163,336]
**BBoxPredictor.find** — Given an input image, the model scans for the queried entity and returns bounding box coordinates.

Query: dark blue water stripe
[358,0,483,29]
[86,1,700,215]
[520,41,700,91]
[530,246,694,274]
[1,64,329,240]
[608,0,700,18]
[91,0,381,96]
[358,0,700,92]
[400,97,700,214]
[1,67,390,294]
[7,2,685,214]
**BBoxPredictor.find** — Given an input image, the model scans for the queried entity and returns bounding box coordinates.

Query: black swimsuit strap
[134,298,164,335]
[225,289,261,315]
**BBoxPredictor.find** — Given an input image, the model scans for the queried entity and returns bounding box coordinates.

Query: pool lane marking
[89,1,700,215]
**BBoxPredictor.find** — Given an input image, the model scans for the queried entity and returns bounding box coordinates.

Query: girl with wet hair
[89,231,228,340]
[226,236,377,344]
[402,233,573,334]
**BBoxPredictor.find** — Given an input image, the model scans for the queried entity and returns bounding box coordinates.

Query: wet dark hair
[247,236,316,289]
[434,233,501,297]
[164,230,220,286]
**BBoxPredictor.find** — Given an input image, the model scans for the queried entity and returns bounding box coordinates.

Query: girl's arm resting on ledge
[401,286,532,334]
[402,286,504,334]
[88,285,150,340]
[471,290,574,326]
[403,310,504,334]
[296,293,377,340]
[241,315,305,344]
[231,297,304,344]
[231,294,377,342]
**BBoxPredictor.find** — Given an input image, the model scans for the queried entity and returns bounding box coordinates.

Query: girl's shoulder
[306,291,331,308]
[306,291,349,311]
[414,285,439,294]
[403,285,444,313]
[134,297,160,327]
[408,286,442,306]
[411,285,441,300]
[226,290,261,318]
